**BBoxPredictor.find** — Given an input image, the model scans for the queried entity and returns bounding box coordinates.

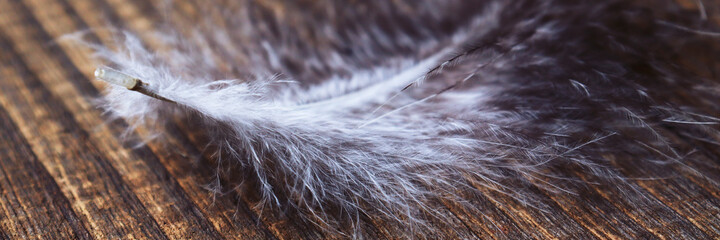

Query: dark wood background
[0,0,719,239]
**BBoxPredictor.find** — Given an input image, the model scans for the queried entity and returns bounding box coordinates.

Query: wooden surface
[0,0,719,239]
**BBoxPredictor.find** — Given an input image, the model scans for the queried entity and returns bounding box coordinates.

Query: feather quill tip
[94,67,175,103]
[94,67,138,89]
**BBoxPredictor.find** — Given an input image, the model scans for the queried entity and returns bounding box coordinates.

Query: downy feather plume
[76,0,720,236]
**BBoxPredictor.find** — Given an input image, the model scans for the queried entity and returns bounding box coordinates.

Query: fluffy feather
[78,0,720,236]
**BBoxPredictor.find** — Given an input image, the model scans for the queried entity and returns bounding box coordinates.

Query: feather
[78,0,720,236]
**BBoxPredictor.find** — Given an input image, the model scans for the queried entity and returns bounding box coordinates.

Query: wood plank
[535,175,656,239]
[471,183,598,239]
[569,166,707,239]
[0,28,167,239]
[439,190,535,239]
[612,154,720,238]
[0,0,229,238]
[0,105,92,239]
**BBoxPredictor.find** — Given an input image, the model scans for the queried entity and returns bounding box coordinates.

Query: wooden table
[0,0,719,239]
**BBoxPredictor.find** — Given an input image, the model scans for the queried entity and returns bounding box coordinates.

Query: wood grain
[0,0,718,239]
